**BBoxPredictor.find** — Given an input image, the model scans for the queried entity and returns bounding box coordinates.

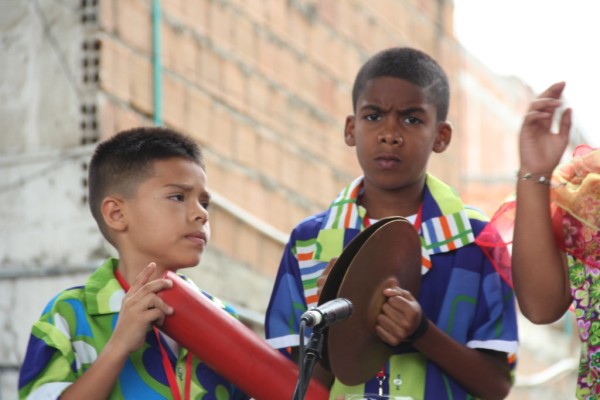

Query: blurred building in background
[0,0,586,398]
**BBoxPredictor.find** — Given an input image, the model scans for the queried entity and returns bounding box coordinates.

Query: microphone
[301,298,353,328]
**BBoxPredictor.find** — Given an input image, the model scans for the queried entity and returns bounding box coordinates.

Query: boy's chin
[166,256,202,271]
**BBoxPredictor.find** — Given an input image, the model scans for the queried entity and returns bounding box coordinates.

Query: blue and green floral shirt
[19,258,248,399]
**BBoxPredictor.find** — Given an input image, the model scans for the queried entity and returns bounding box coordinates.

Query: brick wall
[96,0,528,283]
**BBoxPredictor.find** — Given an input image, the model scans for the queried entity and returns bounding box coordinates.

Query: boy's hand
[110,263,174,356]
[519,81,572,175]
[375,286,423,346]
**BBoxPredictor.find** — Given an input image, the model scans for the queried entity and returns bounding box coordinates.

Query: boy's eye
[365,113,381,122]
[201,201,210,210]
[404,116,422,125]
[170,194,185,202]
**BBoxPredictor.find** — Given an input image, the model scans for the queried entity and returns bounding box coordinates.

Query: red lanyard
[115,269,191,400]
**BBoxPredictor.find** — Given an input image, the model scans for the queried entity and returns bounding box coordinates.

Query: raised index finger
[535,81,566,102]
[128,262,156,293]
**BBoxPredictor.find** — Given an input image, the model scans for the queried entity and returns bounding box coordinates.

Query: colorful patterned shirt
[18,258,248,400]
[265,174,519,399]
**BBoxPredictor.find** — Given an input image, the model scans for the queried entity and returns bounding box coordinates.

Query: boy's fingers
[528,98,561,113]
[536,81,566,100]
[128,262,156,292]
[559,108,573,138]
[145,296,173,315]
[133,278,173,299]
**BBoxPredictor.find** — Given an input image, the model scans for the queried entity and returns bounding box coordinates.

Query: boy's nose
[378,131,404,146]
[193,204,209,223]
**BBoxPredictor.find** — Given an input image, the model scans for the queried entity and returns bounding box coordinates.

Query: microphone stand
[292,326,325,400]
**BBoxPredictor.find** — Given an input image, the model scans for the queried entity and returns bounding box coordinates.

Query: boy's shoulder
[40,285,87,316]
[290,209,329,237]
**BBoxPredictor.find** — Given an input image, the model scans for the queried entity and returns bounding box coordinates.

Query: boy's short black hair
[352,47,450,121]
[88,126,204,240]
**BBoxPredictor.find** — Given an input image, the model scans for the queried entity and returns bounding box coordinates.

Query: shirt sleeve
[18,306,77,399]
[264,235,308,355]
[469,221,519,362]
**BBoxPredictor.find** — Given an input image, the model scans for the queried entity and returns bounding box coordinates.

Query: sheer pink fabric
[477,145,600,287]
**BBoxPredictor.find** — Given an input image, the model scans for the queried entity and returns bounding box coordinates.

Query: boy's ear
[101,196,127,232]
[344,115,356,146]
[433,121,452,153]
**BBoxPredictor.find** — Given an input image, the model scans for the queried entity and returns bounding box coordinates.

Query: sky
[454,0,600,147]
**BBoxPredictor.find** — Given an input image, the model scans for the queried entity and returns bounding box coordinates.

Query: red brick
[234,122,257,169]
[117,0,151,54]
[99,37,130,102]
[99,96,117,140]
[265,0,287,37]
[265,190,288,232]
[160,21,177,74]
[247,74,268,117]
[210,105,235,158]
[199,46,222,93]
[242,177,266,221]
[278,48,298,92]
[209,207,237,256]
[335,1,355,38]
[233,13,256,64]
[98,0,116,33]
[186,87,212,145]
[208,0,232,50]
[183,0,208,35]
[233,223,261,268]
[203,156,225,192]
[128,52,153,116]
[257,134,281,182]
[222,59,246,110]
[114,104,144,133]
[280,146,301,190]
[175,31,197,78]
[256,34,278,77]
[244,0,266,22]
[259,237,286,276]
[162,0,186,23]
[318,0,337,26]
[308,23,328,68]
[266,86,286,131]
[287,6,309,51]
[162,74,186,132]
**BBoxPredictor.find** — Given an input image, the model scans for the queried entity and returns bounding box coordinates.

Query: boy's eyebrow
[360,103,427,115]
[164,183,212,198]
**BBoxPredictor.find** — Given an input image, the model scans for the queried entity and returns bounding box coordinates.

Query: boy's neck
[116,257,171,285]
[359,181,424,220]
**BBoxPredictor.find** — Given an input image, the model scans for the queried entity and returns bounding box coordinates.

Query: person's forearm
[59,339,129,400]
[413,323,511,399]
[513,180,571,323]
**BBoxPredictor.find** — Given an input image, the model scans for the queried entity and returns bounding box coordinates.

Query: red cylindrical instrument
[158,270,329,400]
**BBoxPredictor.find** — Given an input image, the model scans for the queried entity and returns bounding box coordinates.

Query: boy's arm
[412,322,510,399]
[513,81,573,323]
[60,263,174,400]
[377,287,511,399]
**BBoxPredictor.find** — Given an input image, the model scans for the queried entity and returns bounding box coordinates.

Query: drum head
[318,216,421,385]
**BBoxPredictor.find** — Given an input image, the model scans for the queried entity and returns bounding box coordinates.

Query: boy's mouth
[186,231,207,246]
[375,154,401,169]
